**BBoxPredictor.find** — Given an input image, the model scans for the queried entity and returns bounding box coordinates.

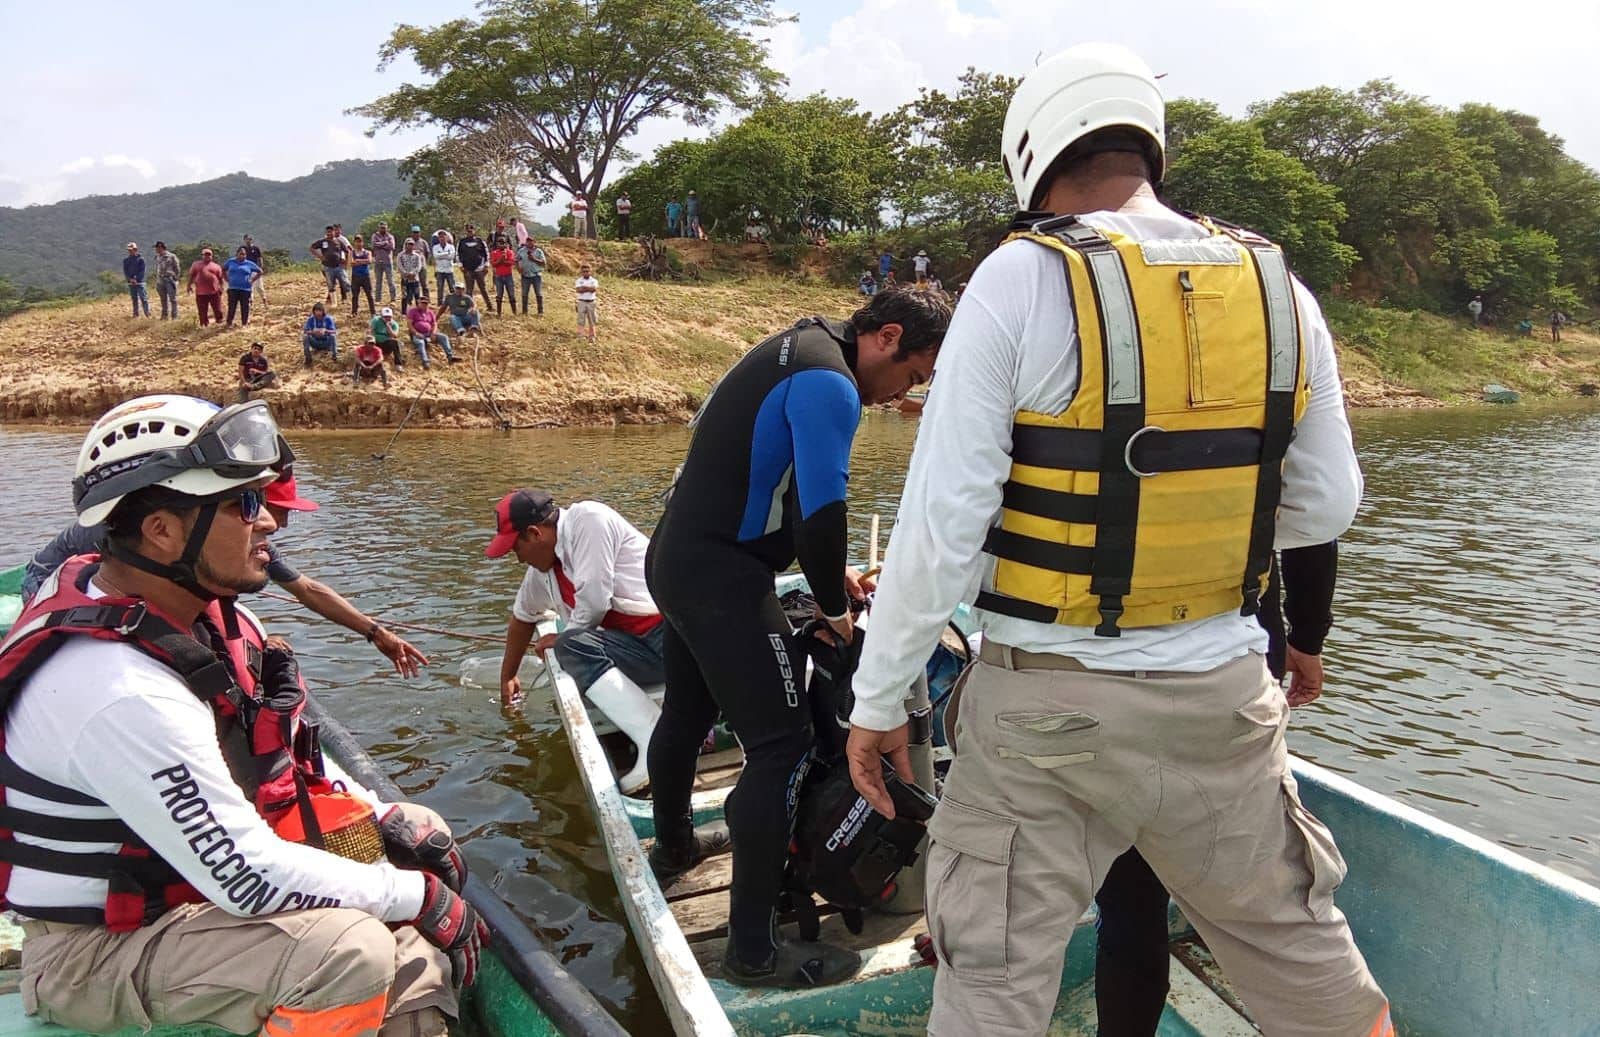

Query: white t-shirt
[512,502,656,629]
[4,591,425,922]
[571,199,589,216]
[913,254,930,274]
[575,276,598,302]
[616,198,632,214]
[851,205,1364,730]
[431,243,457,276]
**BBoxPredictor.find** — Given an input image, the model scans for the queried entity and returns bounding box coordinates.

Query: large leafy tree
[1163,120,1356,292]
[601,95,891,238]
[353,0,784,236]
[881,68,1017,231]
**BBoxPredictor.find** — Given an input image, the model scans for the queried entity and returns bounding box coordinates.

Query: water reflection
[3,401,1598,1030]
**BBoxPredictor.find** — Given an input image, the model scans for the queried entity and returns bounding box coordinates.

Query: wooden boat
[0,564,622,1037]
[546,592,1600,1036]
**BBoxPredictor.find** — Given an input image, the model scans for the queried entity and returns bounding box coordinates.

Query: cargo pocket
[994,710,1100,768]
[1231,682,1287,745]
[1282,776,1348,921]
[925,797,1017,979]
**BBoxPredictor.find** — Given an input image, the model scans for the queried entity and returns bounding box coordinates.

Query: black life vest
[0,555,337,931]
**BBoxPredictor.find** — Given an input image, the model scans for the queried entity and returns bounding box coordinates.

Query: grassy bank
[2,238,1595,428]
[1325,298,1600,406]
[0,240,854,429]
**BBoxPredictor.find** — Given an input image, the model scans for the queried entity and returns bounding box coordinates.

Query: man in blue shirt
[223,247,262,327]
[644,289,951,989]
[665,199,683,238]
[122,243,150,317]
[303,302,338,365]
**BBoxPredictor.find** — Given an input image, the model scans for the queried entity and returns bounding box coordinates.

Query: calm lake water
[3,400,1598,1031]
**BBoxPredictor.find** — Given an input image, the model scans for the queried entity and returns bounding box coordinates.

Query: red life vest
[551,562,662,637]
[0,555,332,931]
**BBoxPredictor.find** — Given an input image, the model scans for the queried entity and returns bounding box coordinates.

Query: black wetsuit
[647,317,862,966]
[1094,541,1340,1036]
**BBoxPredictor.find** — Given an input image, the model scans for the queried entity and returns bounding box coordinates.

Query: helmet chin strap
[103,500,223,603]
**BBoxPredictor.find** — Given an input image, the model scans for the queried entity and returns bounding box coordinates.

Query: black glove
[257,644,307,714]
[413,873,489,987]
[380,807,468,893]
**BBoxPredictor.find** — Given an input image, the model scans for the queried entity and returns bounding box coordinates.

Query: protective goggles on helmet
[74,400,292,510]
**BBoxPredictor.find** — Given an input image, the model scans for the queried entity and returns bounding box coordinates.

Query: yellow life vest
[976,215,1311,637]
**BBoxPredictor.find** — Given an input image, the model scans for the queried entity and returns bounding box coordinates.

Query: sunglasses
[222,487,266,523]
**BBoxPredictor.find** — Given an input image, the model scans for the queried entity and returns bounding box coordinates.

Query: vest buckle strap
[1123,425,1165,478]
[113,602,148,637]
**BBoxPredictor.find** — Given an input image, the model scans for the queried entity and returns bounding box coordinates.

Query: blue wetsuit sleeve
[24,522,104,598]
[786,368,861,617]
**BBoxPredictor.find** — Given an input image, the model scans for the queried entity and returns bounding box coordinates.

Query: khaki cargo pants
[926,649,1393,1037]
[20,804,458,1037]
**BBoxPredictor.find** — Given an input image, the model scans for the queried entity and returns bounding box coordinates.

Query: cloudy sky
[4,0,1596,224]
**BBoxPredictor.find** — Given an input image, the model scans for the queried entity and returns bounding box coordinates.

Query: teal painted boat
[0,565,22,635]
[0,568,621,1037]
[547,581,1600,1036]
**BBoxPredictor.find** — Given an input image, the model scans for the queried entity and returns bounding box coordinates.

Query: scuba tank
[781,619,937,940]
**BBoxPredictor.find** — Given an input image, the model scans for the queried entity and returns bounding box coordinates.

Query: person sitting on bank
[858,270,877,297]
[440,285,481,337]
[372,306,405,368]
[23,462,430,679]
[237,341,277,401]
[303,302,339,366]
[485,489,669,794]
[353,341,390,387]
[3,395,482,1037]
[407,300,457,368]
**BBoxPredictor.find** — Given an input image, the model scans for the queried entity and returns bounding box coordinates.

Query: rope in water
[256,590,503,643]
[372,375,436,460]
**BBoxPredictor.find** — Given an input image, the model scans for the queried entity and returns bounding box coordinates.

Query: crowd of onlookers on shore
[119,218,605,400]
[119,199,954,400]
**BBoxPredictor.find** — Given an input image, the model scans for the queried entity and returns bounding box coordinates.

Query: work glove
[413,873,490,987]
[257,643,308,715]
[380,807,469,893]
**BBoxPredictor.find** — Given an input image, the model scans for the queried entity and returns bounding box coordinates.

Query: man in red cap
[23,466,428,679]
[486,489,667,794]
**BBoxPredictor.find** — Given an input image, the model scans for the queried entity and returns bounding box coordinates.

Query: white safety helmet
[73,395,287,527]
[1001,43,1166,211]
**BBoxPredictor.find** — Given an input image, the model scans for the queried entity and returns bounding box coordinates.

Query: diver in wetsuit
[645,289,951,989]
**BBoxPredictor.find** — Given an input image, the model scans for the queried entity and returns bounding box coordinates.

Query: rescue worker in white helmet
[844,44,1393,1037]
[0,395,485,1037]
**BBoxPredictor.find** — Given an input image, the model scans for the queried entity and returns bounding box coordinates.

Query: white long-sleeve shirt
[511,502,657,630]
[5,595,425,922]
[850,206,1363,731]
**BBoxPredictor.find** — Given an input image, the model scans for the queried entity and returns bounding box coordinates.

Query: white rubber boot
[585,667,662,794]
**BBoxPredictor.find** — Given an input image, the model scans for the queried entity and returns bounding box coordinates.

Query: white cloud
[102,155,157,179]
[58,156,95,175]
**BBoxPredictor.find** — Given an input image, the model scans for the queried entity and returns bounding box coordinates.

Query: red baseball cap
[265,465,319,512]
[485,489,556,558]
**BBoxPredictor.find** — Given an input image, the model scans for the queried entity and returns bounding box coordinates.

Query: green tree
[1163,98,1228,167]
[354,0,783,237]
[601,96,891,239]
[882,68,1017,230]
[1163,122,1356,291]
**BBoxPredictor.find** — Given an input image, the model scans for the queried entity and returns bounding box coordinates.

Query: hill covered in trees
[0,160,408,292]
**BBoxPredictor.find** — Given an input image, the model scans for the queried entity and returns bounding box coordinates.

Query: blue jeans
[554,623,667,692]
[128,283,150,316]
[157,279,178,318]
[411,332,453,366]
[521,275,543,314]
[435,271,456,299]
[451,312,480,333]
[303,332,338,363]
[322,266,350,296]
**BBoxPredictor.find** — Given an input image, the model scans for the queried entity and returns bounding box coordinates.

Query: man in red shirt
[486,490,665,793]
[185,248,225,326]
[489,238,518,316]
